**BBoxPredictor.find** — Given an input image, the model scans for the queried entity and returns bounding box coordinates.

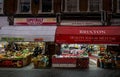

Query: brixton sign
[79,30,106,35]
[55,26,120,44]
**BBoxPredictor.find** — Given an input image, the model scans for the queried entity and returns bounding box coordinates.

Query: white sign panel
[111,19,120,25]
[14,18,57,26]
[60,20,102,26]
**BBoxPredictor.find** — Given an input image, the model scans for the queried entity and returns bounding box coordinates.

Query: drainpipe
[104,11,107,26]
[56,13,61,26]
[101,11,105,26]
[7,16,14,25]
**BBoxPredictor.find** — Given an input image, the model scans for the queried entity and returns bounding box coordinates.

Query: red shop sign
[14,18,56,26]
[55,26,120,44]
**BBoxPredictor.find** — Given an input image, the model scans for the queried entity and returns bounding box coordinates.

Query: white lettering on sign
[27,18,43,25]
[79,30,106,34]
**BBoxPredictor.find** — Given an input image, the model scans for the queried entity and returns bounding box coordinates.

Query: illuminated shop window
[39,0,53,13]
[88,0,102,12]
[0,0,3,14]
[17,0,31,14]
[63,0,79,12]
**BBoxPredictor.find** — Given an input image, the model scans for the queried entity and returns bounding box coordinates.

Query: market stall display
[52,44,89,68]
[97,45,120,69]
[32,54,49,68]
[31,42,50,68]
[0,42,32,67]
[0,41,47,68]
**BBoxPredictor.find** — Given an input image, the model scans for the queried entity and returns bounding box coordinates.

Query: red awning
[55,26,120,44]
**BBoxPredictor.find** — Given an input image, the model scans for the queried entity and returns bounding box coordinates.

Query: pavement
[0,63,120,77]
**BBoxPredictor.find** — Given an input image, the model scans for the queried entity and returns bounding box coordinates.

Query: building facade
[0,0,120,68]
[110,0,120,25]
[0,0,119,42]
[0,0,119,26]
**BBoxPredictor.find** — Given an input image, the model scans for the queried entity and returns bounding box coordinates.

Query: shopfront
[0,41,48,68]
[0,26,57,68]
[53,26,120,69]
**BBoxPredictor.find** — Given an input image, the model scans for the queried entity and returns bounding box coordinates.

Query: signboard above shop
[55,26,120,44]
[60,20,102,26]
[14,18,56,26]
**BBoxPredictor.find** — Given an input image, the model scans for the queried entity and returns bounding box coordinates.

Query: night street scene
[0,0,120,77]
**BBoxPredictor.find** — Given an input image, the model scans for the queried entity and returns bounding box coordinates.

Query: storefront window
[42,0,52,12]
[117,0,120,13]
[0,0,3,14]
[63,0,79,12]
[39,0,53,13]
[88,0,102,12]
[18,0,31,13]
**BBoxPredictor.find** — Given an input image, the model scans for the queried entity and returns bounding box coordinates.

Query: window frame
[38,0,54,14]
[88,0,102,12]
[0,0,3,14]
[63,0,80,13]
[117,0,120,13]
[17,0,31,14]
